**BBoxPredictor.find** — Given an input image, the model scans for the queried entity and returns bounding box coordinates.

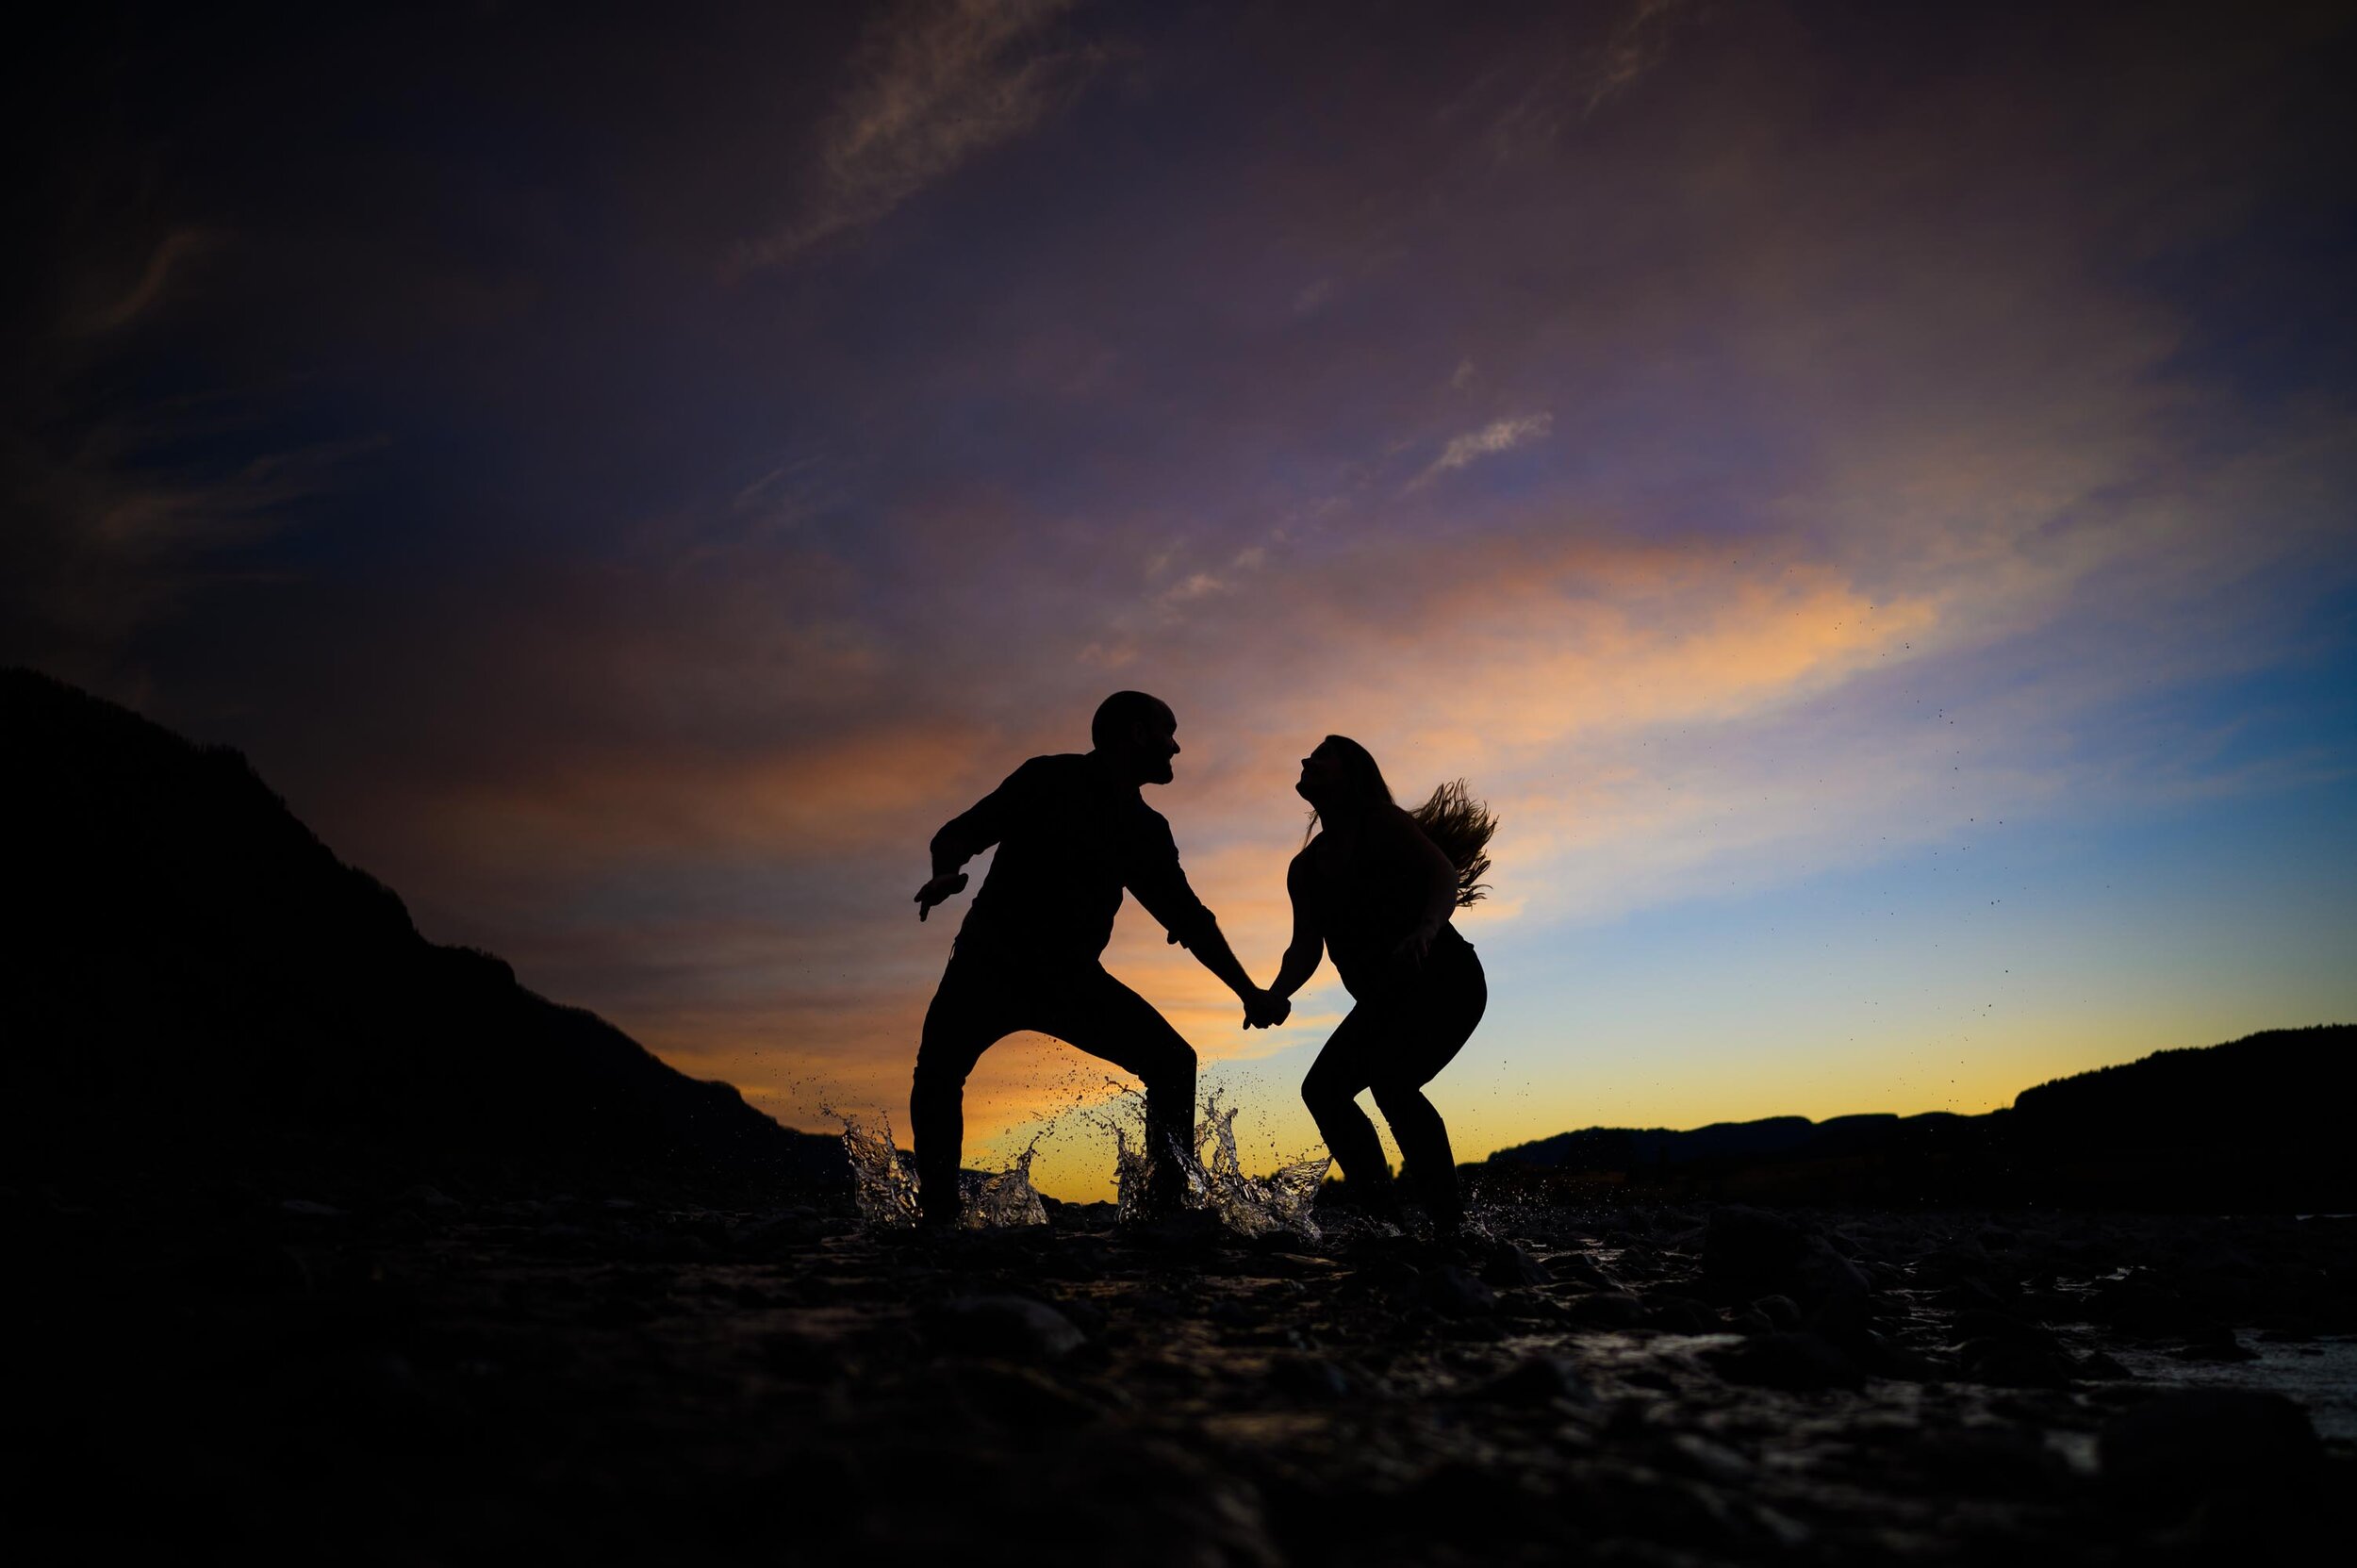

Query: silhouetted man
[911,691,1284,1229]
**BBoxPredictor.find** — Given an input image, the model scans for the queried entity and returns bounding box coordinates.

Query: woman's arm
[1392,809,1461,966]
[1270,850,1325,1001]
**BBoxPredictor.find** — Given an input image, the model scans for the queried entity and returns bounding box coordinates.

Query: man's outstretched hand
[915,872,968,921]
[1242,988,1291,1030]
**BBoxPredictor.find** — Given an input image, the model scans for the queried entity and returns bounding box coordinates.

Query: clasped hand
[1242,988,1291,1030]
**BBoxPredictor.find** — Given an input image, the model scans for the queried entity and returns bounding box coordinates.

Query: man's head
[1092,690,1179,785]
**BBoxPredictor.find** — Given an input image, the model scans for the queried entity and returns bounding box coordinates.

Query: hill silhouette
[1483,1024,2356,1212]
[0,668,841,1197]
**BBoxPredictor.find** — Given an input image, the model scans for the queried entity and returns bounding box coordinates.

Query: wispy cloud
[1410,411,1553,487]
[738,0,1101,267]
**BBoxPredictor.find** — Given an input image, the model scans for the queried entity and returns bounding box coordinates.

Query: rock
[1705,1332,1866,1392]
[1703,1206,1871,1329]
[1267,1354,1353,1400]
[2077,1350,2133,1379]
[1665,1432,1755,1485]
[2100,1389,2322,1504]
[947,1362,1103,1429]
[1567,1291,1647,1329]
[1958,1338,2074,1388]
[1545,1252,1617,1290]
[1424,1264,1497,1317]
[1473,1354,1594,1407]
[2167,1325,2260,1362]
[1702,1207,1810,1292]
[1642,1295,1723,1334]
[395,1184,459,1211]
[277,1198,345,1220]
[1478,1242,1553,1288]
[1749,1294,1802,1330]
[187,1238,312,1296]
[926,1296,1088,1362]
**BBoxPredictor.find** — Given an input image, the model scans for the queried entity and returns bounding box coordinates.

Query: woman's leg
[1300,1007,1400,1214]
[1367,950,1488,1230]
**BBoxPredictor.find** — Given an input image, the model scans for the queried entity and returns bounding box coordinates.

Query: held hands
[914,872,968,921]
[1241,987,1291,1030]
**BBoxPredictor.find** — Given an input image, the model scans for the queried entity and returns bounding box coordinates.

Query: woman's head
[1296,734,1393,815]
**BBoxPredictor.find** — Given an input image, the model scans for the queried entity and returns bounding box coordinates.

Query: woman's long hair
[1411,778,1496,908]
[1307,735,1496,908]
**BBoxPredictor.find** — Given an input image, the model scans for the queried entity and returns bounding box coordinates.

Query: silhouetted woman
[1270,736,1495,1236]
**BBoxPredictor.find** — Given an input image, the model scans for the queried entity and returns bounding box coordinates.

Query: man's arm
[915,762,1028,921]
[1129,818,1284,1026]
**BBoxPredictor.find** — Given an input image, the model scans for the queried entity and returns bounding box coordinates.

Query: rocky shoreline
[14,1181,2351,1565]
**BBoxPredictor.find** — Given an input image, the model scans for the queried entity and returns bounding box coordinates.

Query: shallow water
[2104,1332,2357,1440]
[1108,1090,1329,1239]
[837,1094,1327,1237]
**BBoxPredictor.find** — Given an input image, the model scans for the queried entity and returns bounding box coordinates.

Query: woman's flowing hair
[1307,735,1496,907]
[1410,779,1495,908]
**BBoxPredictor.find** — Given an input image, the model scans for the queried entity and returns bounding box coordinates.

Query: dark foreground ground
[12,1182,2353,1567]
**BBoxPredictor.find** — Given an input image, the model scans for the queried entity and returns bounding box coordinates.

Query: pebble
[926,1295,1088,1362]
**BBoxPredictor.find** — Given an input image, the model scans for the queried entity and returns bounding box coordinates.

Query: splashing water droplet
[830,1106,920,1230]
[831,1107,1049,1230]
[962,1137,1049,1229]
[1098,1090,1328,1239]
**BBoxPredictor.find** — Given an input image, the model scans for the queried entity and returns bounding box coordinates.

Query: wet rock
[947,1362,1102,1429]
[1703,1205,1871,1329]
[1858,1331,1940,1381]
[1478,1241,1552,1288]
[1423,1264,1496,1318]
[396,1184,460,1212]
[1267,1353,1353,1400]
[1706,1331,1866,1391]
[1642,1294,1723,1334]
[1957,1338,2074,1388]
[1910,1427,2056,1496]
[186,1237,312,1296]
[925,1296,1087,1362]
[2100,1389,2322,1505]
[1545,1251,1616,1290]
[1749,1293,1802,1331]
[2166,1324,2260,1362]
[278,1198,345,1220]
[760,1331,842,1380]
[2076,1350,2133,1379]
[1664,1432,1755,1486]
[1567,1291,1646,1329]
[1472,1354,1594,1407]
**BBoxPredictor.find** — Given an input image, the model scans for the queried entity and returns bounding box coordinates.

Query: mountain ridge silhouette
[0,668,841,1197]
[1484,1024,2355,1212]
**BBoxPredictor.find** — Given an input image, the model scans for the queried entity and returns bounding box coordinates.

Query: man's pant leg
[911,954,1012,1226]
[1031,966,1199,1211]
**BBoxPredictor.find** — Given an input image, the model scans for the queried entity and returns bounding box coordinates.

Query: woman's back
[1294,806,1467,997]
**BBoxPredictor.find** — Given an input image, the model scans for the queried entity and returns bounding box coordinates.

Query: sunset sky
[10,1,2355,1197]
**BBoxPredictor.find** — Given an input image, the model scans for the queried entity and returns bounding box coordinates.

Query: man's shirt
[933,752,1217,965]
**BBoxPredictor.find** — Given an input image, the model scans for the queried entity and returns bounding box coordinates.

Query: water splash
[832,1108,1048,1230]
[961,1136,1049,1229]
[1105,1090,1329,1240]
[832,1107,921,1229]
